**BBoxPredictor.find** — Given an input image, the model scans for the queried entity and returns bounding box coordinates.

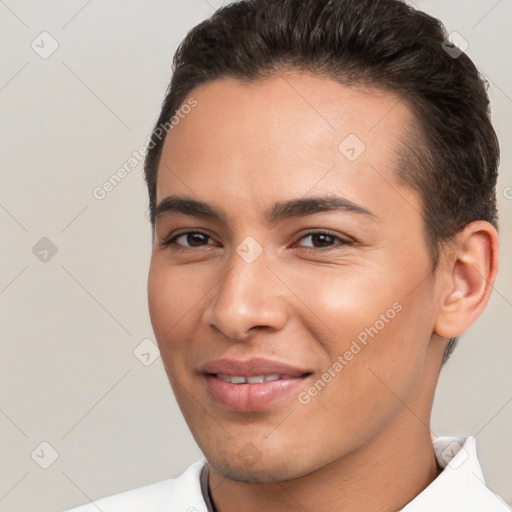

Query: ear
[434,221,499,339]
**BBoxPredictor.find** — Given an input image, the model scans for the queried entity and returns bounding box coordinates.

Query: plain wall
[0,1,511,510]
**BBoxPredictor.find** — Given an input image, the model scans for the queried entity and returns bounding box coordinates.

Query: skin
[147,71,498,512]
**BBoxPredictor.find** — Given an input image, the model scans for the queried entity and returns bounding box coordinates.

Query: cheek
[147,262,173,336]
[147,259,200,370]
[148,258,204,332]
[298,260,435,388]
[288,263,401,346]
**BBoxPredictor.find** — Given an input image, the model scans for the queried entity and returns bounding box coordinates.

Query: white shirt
[64,435,510,511]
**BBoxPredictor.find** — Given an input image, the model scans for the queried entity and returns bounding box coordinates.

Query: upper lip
[200,357,311,377]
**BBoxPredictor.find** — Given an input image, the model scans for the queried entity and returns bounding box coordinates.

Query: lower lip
[204,374,308,411]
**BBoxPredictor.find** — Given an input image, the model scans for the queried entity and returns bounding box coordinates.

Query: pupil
[189,233,207,246]
[313,234,332,247]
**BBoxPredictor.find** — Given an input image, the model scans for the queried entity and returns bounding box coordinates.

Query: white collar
[399,435,510,511]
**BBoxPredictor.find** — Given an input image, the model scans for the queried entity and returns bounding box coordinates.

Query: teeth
[216,374,233,383]
[247,376,265,383]
[216,374,283,384]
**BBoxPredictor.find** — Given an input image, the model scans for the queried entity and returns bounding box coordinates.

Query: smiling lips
[200,357,312,411]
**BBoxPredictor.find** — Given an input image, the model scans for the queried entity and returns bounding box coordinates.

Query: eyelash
[161,230,352,252]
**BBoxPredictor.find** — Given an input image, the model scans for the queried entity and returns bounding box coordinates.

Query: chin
[207,453,315,484]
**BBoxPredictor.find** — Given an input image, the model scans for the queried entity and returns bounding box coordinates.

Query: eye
[162,231,214,249]
[161,229,352,252]
[294,230,352,250]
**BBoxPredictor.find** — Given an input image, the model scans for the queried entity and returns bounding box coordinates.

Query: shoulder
[63,459,208,512]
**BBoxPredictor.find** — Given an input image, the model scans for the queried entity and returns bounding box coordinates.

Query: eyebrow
[154,194,377,224]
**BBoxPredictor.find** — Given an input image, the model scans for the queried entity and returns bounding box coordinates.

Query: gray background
[0,1,511,510]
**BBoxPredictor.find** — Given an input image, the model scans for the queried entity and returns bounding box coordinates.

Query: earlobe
[434,221,499,339]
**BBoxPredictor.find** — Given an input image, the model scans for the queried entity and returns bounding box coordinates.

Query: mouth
[200,358,313,411]
[213,373,310,384]
[200,356,310,378]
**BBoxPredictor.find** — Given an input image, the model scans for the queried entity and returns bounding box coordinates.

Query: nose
[202,247,289,342]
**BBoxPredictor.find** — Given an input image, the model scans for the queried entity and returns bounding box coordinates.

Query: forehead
[157,72,418,219]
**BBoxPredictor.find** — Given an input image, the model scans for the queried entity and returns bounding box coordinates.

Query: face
[148,72,443,483]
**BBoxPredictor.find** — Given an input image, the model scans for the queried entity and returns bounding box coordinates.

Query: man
[66,0,510,510]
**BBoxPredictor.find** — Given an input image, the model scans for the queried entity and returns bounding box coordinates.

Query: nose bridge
[205,242,288,340]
